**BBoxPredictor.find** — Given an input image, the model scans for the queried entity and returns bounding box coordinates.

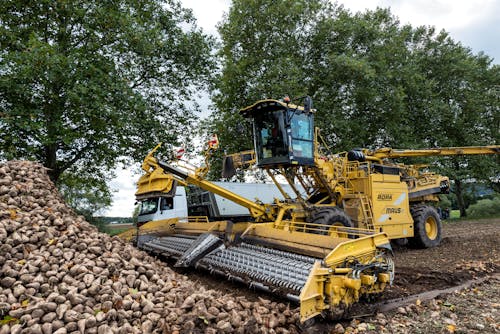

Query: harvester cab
[241,97,315,168]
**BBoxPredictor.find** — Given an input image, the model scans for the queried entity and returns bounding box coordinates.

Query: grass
[450,210,460,219]
[443,210,500,224]
[107,227,132,236]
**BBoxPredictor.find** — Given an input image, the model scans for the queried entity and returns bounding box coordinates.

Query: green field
[104,223,134,236]
[450,210,461,219]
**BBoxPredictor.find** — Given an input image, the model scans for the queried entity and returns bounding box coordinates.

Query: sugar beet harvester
[131,98,499,322]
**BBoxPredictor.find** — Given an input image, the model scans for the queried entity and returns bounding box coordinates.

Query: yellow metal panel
[370,173,399,183]
[370,176,413,238]
[117,218,179,241]
[299,262,329,322]
[174,221,250,236]
[135,167,175,196]
[242,223,349,258]
[117,219,252,242]
[324,233,390,268]
[361,274,375,286]
[378,273,391,283]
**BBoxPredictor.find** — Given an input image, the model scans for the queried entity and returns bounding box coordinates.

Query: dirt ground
[337,217,500,334]
[179,218,500,333]
[186,218,499,298]
[387,218,499,298]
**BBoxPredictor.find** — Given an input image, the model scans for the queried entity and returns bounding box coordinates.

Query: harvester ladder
[359,195,374,230]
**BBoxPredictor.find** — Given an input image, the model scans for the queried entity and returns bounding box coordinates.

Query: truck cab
[136,187,188,226]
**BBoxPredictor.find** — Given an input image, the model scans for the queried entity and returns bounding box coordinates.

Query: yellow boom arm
[369,146,499,159]
[154,159,272,220]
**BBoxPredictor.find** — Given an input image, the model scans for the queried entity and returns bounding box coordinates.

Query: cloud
[103,165,140,217]
[451,4,500,63]
[382,0,494,30]
[181,0,231,36]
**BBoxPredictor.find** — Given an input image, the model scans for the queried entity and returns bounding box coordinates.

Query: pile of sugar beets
[0,161,304,334]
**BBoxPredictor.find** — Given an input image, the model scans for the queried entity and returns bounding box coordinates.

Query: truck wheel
[312,207,353,238]
[409,205,442,248]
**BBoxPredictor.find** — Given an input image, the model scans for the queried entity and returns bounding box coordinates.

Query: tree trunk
[44,143,60,182]
[454,178,467,217]
[43,14,70,184]
[43,99,61,183]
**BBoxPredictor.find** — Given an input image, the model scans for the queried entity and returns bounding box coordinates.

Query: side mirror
[304,96,312,113]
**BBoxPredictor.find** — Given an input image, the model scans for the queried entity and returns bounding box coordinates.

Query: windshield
[254,110,289,165]
[139,198,158,215]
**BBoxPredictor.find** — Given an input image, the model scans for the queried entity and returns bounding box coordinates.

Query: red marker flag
[208,134,219,149]
[175,147,185,159]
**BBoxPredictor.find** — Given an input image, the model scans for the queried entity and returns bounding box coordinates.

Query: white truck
[136,182,300,226]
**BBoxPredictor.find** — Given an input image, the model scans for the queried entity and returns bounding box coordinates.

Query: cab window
[139,198,158,215]
[254,111,288,164]
[290,113,313,159]
[160,197,174,211]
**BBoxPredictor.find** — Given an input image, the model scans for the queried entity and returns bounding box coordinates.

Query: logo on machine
[377,193,393,201]
[386,207,402,214]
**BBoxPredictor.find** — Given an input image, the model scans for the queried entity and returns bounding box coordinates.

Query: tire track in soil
[373,273,498,313]
[361,218,499,306]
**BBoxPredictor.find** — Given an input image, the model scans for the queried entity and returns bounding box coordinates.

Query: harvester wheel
[312,207,353,238]
[409,205,442,248]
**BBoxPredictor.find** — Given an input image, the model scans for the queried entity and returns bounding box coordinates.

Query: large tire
[312,207,353,237]
[409,205,442,248]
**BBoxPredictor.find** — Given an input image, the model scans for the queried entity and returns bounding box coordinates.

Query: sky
[102,0,499,217]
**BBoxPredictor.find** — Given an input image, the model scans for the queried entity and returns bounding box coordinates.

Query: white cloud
[336,0,497,30]
[383,0,496,30]
[102,164,140,217]
[181,0,231,36]
[335,0,499,62]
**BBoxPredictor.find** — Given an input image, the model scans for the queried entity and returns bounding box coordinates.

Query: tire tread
[409,204,442,248]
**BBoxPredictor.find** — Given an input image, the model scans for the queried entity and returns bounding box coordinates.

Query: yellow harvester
[127,98,499,322]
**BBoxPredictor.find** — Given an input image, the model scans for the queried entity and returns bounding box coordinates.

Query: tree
[0,0,214,211]
[210,1,498,216]
[58,172,112,221]
[210,0,322,158]
[408,31,500,216]
[306,8,429,150]
[308,9,499,217]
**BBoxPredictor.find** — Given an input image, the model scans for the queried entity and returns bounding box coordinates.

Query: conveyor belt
[201,243,317,293]
[142,235,194,256]
[142,235,318,294]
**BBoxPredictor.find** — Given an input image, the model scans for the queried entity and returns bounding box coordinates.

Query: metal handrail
[176,216,210,223]
[284,220,375,237]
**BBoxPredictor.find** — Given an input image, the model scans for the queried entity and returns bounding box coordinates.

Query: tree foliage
[210,0,499,216]
[0,0,214,215]
[466,194,500,218]
[58,172,112,221]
